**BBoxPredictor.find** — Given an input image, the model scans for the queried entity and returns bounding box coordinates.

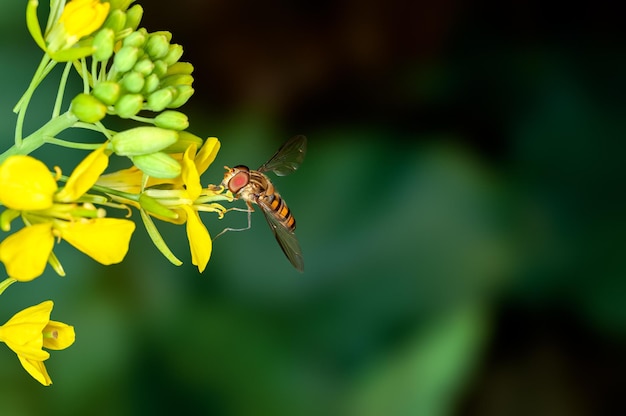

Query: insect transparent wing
[258,199,304,272]
[258,135,307,176]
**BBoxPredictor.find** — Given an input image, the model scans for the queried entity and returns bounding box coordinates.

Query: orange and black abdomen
[261,192,296,231]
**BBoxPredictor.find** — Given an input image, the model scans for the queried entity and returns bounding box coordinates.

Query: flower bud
[113,46,140,73]
[145,34,170,60]
[165,62,194,76]
[123,30,147,48]
[92,81,121,105]
[121,71,145,93]
[103,9,126,33]
[125,4,144,32]
[142,74,160,94]
[160,74,194,88]
[111,127,178,156]
[154,111,189,131]
[93,28,115,62]
[167,86,194,108]
[163,130,204,153]
[163,44,184,65]
[107,0,134,11]
[114,93,144,118]
[146,88,174,112]
[151,60,168,78]
[134,58,155,76]
[70,93,107,123]
[132,152,181,179]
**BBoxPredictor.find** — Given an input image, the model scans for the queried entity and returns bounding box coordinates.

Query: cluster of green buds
[1,0,237,386]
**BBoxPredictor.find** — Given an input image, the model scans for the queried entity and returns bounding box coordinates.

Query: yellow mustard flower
[0,300,75,386]
[0,147,135,281]
[27,0,110,61]
[97,138,230,272]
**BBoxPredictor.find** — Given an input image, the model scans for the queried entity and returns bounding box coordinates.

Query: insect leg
[212,202,255,241]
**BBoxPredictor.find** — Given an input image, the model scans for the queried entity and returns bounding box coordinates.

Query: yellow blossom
[0,300,75,386]
[97,138,229,272]
[28,0,110,61]
[0,148,135,281]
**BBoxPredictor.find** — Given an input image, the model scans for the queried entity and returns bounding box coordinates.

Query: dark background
[1,1,625,415]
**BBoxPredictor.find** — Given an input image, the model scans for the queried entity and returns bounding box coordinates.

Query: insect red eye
[229,170,250,193]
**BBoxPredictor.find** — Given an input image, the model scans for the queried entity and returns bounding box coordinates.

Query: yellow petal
[43,321,76,350]
[182,145,202,200]
[59,218,135,265]
[0,301,53,361]
[182,206,211,273]
[0,156,57,210]
[17,355,52,386]
[0,223,54,281]
[59,0,110,40]
[195,137,220,175]
[56,144,109,202]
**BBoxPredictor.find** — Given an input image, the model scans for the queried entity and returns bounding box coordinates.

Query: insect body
[221,135,306,272]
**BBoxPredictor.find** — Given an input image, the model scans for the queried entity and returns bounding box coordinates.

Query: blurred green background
[1,1,625,415]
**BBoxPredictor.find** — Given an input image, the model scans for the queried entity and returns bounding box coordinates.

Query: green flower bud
[93,28,115,62]
[132,152,181,179]
[151,31,173,43]
[151,60,168,78]
[111,127,178,156]
[134,58,155,76]
[167,86,194,108]
[154,111,189,131]
[163,130,204,153]
[70,93,107,123]
[125,4,144,32]
[163,44,184,65]
[103,9,126,33]
[160,74,194,88]
[145,34,170,60]
[121,71,145,93]
[114,93,144,118]
[107,0,134,11]
[113,46,140,73]
[146,88,175,112]
[165,62,194,76]
[143,74,160,94]
[92,81,121,106]
[123,30,147,48]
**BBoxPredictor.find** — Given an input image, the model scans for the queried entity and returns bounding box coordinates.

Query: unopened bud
[70,93,107,123]
[165,62,194,76]
[92,81,121,106]
[151,60,168,78]
[121,71,145,93]
[93,28,115,62]
[145,34,170,60]
[134,58,155,76]
[167,85,194,108]
[125,4,144,32]
[111,127,178,156]
[114,93,144,118]
[163,44,184,65]
[143,74,160,94]
[160,74,194,88]
[103,9,126,33]
[132,152,181,179]
[154,111,189,131]
[123,30,147,48]
[146,87,174,112]
[107,0,134,11]
[113,46,140,73]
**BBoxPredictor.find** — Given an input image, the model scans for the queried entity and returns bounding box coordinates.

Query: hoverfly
[220,135,306,272]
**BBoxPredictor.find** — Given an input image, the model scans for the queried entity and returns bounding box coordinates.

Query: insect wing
[258,199,304,272]
[258,135,307,176]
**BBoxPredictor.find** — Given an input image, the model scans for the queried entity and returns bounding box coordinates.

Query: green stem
[0,111,79,164]
[44,137,104,150]
[52,61,73,117]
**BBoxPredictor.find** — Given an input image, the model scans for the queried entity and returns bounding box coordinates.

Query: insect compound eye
[228,169,250,193]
